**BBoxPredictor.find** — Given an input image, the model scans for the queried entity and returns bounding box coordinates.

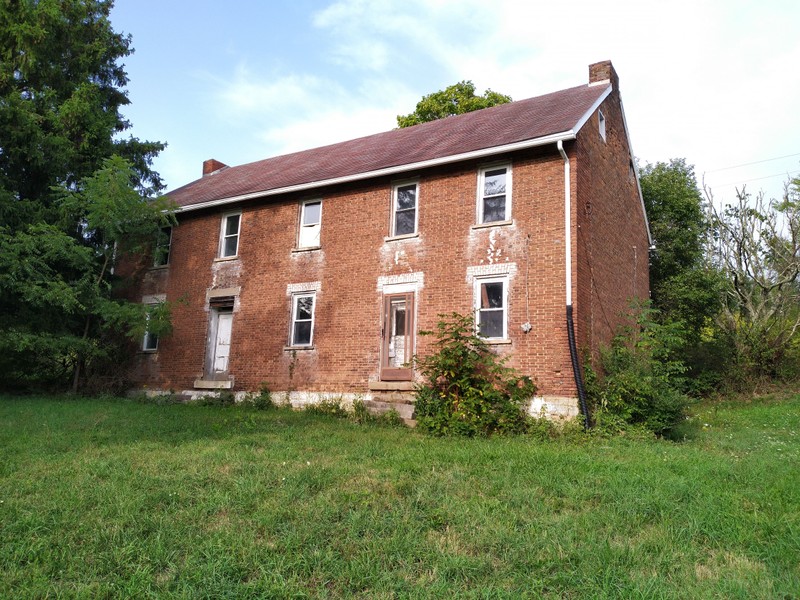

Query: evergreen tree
[0,0,170,391]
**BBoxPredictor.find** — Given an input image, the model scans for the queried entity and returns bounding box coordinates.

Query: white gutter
[557,140,572,306]
[176,130,580,214]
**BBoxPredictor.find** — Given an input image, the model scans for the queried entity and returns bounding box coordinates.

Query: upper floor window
[298,200,322,248]
[598,110,606,142]
[392,182,418,237]
[474,276,508,340]
[153,226,172,267]
[478,165,511,224]
[219,212,240,258]
[290,292,316,347]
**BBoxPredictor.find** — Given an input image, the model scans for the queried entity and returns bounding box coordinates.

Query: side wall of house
[574,88,650,361]
[128,146,582,406]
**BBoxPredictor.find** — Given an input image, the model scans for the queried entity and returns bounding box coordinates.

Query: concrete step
[363,398,415,421]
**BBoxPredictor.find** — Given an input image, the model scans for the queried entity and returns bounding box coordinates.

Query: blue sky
[111,0,800,205]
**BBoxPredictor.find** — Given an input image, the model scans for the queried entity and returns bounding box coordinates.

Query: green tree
[640,159,721,333]
[0,1,168,391]
[397,81,511,128]
[0,157,174,391]
[0,0,164,224]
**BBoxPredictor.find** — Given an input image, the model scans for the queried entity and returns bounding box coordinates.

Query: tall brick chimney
[589,60,619,91]
[203,158,228,177]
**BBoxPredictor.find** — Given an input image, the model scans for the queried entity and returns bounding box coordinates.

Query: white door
[213,311,233,374]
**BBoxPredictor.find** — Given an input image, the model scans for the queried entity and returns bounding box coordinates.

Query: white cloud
[140,0,800,202]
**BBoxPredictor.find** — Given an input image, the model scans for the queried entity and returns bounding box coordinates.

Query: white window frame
[598,109,607,142]
[219,211,241,258]
[153,226,172,267]
[290,292,316,347]
[298,199,322,248]
[473,276,508,340]
[477,164,512,224]
[391,180,419,237]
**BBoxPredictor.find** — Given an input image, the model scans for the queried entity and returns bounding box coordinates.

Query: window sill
[472,220,513,230]
[292,246,321,253]
[140,349,158,354]
[214,255,239,262]
[149,264,169,271]
[384,232,419,242]
[283,345,315,352]
[483,338,512,345]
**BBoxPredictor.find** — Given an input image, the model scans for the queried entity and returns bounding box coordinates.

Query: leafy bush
[194,391,236,407]
[414,312,535,436]
[241,384,274,410]
[304,398,349,419]
[587,303,692,436]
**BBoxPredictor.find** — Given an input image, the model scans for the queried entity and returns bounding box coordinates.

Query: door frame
[380,291,415,381]
[205,298,235,380]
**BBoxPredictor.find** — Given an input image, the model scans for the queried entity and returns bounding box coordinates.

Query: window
[153,226,172,267]
[298,200,321,248]
[478,165,511,224]
[219,212,241,258]
[598,110,606,142]
[391,182,418,236]
[290,293,316,347]
[142,306,159,351]
[474,277,507,339]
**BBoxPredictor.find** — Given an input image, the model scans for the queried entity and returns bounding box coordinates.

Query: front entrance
[206,305,233,380]
[380,292,414,381]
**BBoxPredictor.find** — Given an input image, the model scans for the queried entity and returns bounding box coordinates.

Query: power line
[711,168,800,188]
[705,152,800,174]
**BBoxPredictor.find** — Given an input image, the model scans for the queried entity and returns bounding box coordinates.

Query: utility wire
[705,152,800,173]
[712,168,800,188]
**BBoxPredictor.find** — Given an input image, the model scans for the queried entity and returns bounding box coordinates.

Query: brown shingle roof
[169,82,608,209]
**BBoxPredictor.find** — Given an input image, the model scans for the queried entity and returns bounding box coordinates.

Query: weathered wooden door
[212,309,233,376]
[380,293,414,381]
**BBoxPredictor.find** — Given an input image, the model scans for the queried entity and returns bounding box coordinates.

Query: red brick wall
[574,89,651,361]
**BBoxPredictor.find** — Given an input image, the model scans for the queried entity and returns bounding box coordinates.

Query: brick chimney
[589,60,619,91]
[203,158,228,177]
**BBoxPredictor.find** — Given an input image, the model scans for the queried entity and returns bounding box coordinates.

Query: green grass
[1,394,798,598]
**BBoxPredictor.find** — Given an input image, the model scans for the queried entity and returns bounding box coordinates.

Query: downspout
[557,140,590,430]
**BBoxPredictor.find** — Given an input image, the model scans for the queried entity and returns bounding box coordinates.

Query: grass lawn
[1,393,798,598]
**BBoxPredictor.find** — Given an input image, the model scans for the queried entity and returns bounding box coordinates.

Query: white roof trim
[175,130,579,213]
[618,96,653,245]
[572,85,612,136]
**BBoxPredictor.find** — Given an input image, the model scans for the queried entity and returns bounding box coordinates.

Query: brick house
[128,60,650,419]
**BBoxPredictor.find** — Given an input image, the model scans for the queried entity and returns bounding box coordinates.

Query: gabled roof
[170,82,611,212]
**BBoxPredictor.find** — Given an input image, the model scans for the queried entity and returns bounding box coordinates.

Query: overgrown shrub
[241,383,274,410]
[586,303,692,436]
[194,390,236,407]
[304,398,349,418]
[414,312,535,436]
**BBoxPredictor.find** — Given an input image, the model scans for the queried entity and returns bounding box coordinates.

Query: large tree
[707,179,800,381]
[397,81,511,128]
[0,0,169,391]
[640,159,720,334]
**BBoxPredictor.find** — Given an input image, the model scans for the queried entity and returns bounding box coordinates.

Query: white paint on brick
[528,395,580,420]
[466,262,517,281]
[377,271,424,291]
[272,391,362,409]
[286,281,321,295]
[141,293,166,304]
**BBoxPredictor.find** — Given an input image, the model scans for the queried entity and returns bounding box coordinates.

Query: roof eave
[174,129,580,214]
